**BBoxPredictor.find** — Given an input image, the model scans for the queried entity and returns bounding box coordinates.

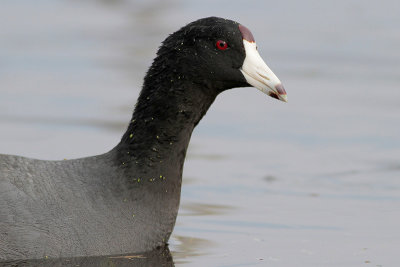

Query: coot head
[148,17,287,102]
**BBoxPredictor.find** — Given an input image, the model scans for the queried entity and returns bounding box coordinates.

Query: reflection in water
[170,202,228,263]
[0,246,174,267]
[171,235,212,265]
[180,202,234,217]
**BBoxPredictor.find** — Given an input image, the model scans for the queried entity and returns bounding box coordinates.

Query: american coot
[0,17,287,260]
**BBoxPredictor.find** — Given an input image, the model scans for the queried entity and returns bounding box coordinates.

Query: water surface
[0,0,399,266]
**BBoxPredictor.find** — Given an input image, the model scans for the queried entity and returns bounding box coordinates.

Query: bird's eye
[216,40,228,50]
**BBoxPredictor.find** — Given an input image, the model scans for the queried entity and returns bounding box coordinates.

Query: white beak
[240,40,287,102]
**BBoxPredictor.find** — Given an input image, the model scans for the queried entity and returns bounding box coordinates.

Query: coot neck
[115,66,218,177]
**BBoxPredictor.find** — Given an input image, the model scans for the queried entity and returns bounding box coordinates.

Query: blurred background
[0,0,399,266]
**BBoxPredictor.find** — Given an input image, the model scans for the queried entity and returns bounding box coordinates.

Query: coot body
[0,17,286,260]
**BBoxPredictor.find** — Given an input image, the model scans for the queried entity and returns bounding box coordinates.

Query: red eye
[216,40,228,50]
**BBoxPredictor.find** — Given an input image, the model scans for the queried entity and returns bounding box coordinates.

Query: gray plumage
[0,151,179,259]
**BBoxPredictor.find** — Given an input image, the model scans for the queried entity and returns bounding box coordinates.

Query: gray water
[1,0,400,266]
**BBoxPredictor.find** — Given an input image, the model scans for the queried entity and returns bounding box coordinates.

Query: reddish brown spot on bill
[268,92,279,100]
[238,24,255,43]
[275,84,287,95]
